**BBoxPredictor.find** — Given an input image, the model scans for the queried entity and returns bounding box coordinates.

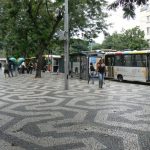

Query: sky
[94,4,141,44]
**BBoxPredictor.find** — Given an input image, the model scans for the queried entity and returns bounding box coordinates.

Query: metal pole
[64,0,69,90]
[91,40,92,51]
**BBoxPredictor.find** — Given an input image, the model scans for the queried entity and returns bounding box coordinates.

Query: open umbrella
[9,57,17,63]
[17,58,25,66]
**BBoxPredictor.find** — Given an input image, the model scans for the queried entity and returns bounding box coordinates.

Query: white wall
[140,4,150,44]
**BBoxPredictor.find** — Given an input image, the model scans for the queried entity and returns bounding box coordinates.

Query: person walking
[21,62,26,74]
[4,62,10,78]
[28,62,33,74]
[97,59,105,88]
[8,61,14,77]
[88,62,95,84]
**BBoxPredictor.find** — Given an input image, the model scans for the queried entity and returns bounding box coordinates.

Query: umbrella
[9,57,17,63]
[17,58,25,66]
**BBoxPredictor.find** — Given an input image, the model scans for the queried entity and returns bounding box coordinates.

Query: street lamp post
[89,39,93,51]
[64,0,69,90]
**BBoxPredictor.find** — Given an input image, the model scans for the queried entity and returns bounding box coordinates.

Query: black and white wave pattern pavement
[0,72,150,150]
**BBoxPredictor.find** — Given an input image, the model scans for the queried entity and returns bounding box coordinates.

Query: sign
[89,57,96,64]
[58,31,66,41]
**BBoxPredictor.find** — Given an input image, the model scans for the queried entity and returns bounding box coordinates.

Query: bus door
[105,55,114,78]
[148,54,150,81]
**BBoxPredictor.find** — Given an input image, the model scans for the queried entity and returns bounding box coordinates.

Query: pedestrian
[8,61,14,77]
[21,62,26,74]
[4,62,10,78]
[14,63,17,76]
[28,62,33,74]
[88,62,95,84]
[97,59,105,88]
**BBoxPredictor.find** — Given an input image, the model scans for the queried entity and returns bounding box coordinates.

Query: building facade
[140,4,150,44]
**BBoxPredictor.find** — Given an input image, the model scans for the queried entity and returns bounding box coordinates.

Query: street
[0,71,150,150]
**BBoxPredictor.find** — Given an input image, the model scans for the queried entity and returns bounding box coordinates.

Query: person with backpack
[88,62,95,84]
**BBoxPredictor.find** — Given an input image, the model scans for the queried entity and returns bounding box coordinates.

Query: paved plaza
[0,71,150,150]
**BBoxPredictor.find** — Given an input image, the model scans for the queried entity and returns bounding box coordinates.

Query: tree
[91,43,102,50]
[70,39,89,53]
[108,0,147,18]
[0,0,109,78]
[101,32,126,50]
[101,27,149,50]
[123,27,149,50]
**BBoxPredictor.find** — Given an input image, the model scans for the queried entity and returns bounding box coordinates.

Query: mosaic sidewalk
[0,72,150,150]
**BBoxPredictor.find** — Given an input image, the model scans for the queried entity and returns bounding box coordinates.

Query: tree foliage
[70,39,89,53]
[101,27,149,50]
[0,0,109,77]
[91,43,102,50]
[108,0,148,18]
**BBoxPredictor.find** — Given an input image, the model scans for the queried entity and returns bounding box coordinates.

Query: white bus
[105,50,150,82]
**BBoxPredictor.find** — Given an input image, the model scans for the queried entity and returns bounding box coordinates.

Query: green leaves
[70,38,89,53]
[69,0,109,38]
[108,0,148,19]
[0,0,109,57]
[101,27,149,50]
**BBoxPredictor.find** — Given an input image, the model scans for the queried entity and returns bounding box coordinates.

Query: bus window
[111,57,115,66]
[105,55,114,66]
[108,58,111,66]
[115,55,123,66]
[131,55,137,67]
[135,54,146,67]
[124,55,132,66]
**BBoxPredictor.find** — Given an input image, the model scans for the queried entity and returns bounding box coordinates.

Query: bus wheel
[117,75,123,82]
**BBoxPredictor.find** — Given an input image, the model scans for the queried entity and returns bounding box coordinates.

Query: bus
[105,50,150,82]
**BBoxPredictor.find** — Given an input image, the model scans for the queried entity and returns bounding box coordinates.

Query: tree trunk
[35,51,43,78]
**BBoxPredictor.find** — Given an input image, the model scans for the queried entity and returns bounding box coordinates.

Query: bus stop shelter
[59,50,105,80]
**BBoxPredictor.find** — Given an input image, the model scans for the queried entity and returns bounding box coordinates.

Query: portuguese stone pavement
[0,71,150,150]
